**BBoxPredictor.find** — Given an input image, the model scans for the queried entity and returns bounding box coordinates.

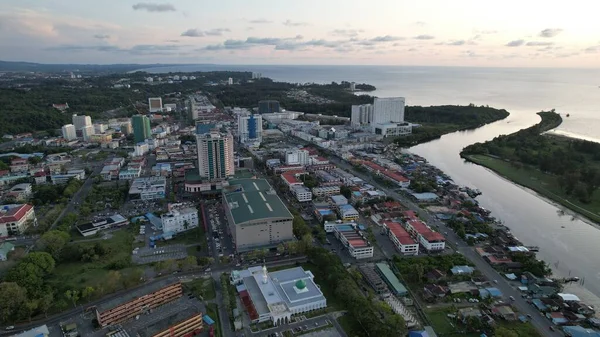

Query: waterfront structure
[161,207,199,234]
[351,104,374,126]
[196,130,235,180]
[238,114,263,145]
[384,221,419,255]
[95,281,183,327]
[332,223,374,259]
[72,114,92,131]
[81,125,95,141]
[222,178,294,252]
[258,100,280,114]
[61,124,76,140]
[372,97,405,124]
[0,204,36,237]
[372,122,412,138]
[285,150,309,166]
[132,115,152,143]
[230,265,327,325]
[128,177,166,200]
[148,97,163,113]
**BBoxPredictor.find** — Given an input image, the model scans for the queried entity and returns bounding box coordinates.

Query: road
[328,155,562,337]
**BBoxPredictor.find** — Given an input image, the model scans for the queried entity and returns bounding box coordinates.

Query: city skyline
[1,0,600,67]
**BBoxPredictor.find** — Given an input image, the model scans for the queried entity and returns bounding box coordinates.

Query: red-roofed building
[333,225,374,259]
[405,219,446,251]
[361,160,410,187]
[280,170,306,188]
[0,204,36,237]
[10,158,29,173]
[0,170,9,177]
[384,221,418,255]
[403,210,419,222]
[300,147,319,156]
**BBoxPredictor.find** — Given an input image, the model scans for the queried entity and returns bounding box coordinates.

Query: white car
[5,326,15,330]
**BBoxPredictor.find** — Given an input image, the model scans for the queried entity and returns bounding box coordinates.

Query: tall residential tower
[237,114,263,145]
[196,130,234,180]
[131,115,152,144]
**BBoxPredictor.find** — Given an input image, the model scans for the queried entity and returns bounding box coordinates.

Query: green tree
[5,263,45,296]
[38,292,54,318]
[38,230,70,259]
[22,299,38,322]
[178,256,197,271]
[81,286,95,301]
[0,282,27,324]
[21,252,56,274]
[65,289,80,308]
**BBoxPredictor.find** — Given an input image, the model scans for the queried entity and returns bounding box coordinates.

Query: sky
[1,0,600,67]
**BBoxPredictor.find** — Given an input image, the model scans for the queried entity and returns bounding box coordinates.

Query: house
[423,284,448,298]
[0,204,37,236]
[426,269,446,282]
[458,307,482,321]
[0,242,15,261]
[10,158,29,173]
[563,326,600,337]
[450,265,475,275]
[492,305,517,320]
[546,312,568,325]
[479,287,502,299]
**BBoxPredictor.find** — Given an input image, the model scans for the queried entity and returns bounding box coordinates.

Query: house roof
[0,242,15,256]
[558,293,581,302]
[385,221,416,245]
[562,325,600,337]
[0,204,33,223]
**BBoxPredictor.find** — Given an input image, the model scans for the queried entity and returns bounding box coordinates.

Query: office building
[351,104,374,126]
[161,207,199,234]
[238,114,263,144]
[72,114,92,131]
[196,131,234,180]
[230,265,327,325]
[61,124,76,140]
[0,204,37,237]
[349,82,356,91]
[252,72,262,79]
[94,123,107,134]
[128,177,167,200]
[258,100,280,114]
[292,186,312,202]
[372,97,405,124]
[132,115,152,144]
[148,97,163,113]
[223,178,294,252]
[285,150,309,166]
[82,125,95,141]
[95,281,182,327]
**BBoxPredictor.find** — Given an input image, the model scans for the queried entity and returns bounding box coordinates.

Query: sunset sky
[1,0,599,67]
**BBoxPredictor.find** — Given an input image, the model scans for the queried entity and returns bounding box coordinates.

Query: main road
[327,155,561,337]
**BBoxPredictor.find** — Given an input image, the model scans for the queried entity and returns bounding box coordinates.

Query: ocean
[141,64,600,142]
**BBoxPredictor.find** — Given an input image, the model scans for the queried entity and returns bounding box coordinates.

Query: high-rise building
[72,114,92,131]
[258,100,280,114]
[237,114,263,144]
[148,97,163,113]
[131,115,152,144]
[351,104,374,126]
[227,77,233,85]
[285,150,309,166]
[372,97,405,124]
[61,124,76,140]
[196,130,234,180]
[82,125,95,141]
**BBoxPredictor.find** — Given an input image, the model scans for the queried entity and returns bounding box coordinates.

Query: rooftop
[224,178,292,225]
[96,280,180,313]
[137,311,202,337]
[376,263,407,295]
[385,221,416,245]
[0,204,33,223]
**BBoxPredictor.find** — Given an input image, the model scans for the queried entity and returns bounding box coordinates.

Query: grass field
[465,154,600,223]
[185,278,216,301]
[206,303,222,337]
[496,321,541,337]
[424,308,481,337]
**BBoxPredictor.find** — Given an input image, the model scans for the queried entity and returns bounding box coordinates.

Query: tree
[0,282,27,324]
[65,289,80,308]
[276,243,285,253]
[494,327,518,337]
[22,299,38,322]
[105,270,122,293]
[178,256,197,271]
[340,185,352,199]
[21,252,56,274]
[5,263,45,296]
[81,286,95,301]
[38,292,54,318]
[38,230,70,259]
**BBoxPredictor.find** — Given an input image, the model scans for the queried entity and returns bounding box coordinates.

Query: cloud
[132,3,176,12]
[93,34,110,40]
[46,43,185,55]
[526,41,554,46]
[413,35,435,40]
[202,35,304,51]
[475,29,498,35]
[539,28,563,38]
[370,35,404,42]
[282,19,308,27]
[414,21,427,26]
[205,28,231,36]
[249,18,272,24]
[584,45,600,53]
[181,29,203,37]
[444,40,466,46]
[408,48,418,52]
[331,29,363,37]
[505,39,525,47]
[165,39,180,43]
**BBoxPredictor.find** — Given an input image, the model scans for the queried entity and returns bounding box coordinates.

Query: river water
[144,64,600,306]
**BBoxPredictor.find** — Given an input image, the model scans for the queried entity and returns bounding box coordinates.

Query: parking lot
[132,243,188,264]
[205,202,234,259]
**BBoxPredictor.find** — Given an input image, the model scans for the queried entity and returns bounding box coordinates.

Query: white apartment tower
[237,114,263,144]
[82,125,95,141]
[72,114,92,131]
[285,150,310,166]
[196,131,235,180]
[372,97,405,124]
[228,77,233,85]
[351,104,374,126]
[61,124,76,140]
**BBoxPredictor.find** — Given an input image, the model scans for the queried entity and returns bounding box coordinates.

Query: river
[410,110,600,307]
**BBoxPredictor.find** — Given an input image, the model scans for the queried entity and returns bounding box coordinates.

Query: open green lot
[206,303,222,337]
[466,154,600,223]
[424,308,480,337]
[185,278,216,301]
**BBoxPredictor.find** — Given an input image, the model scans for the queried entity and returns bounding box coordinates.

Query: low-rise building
[137,312,203,337]
[338,204,359,222]
[76,214,129,237]
[311,186,340,198]
[119,167,142,180]
[10,158,29,173]
[0,204,36,236]
[129,177,167,200]
[333,224,373,259]
[161,207,199,234]
[292,186,312,202]
[384,221,418,255]
[405,219,446,251]
[96,281,183,327]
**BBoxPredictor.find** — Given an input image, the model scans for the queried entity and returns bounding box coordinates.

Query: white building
[118,167,142,180]
[405,220,446,252]
[82,125,95,141]
[285,150,310,166]
[311,186,340,198]
[333,224,374,259]
[197,131,235,180]
[146,77,154,82]
[372,123,412,138]
[134,142,150,157]
[351,104,374,126]
[384,221,419,256]
[252,72,262,79]
[72,114,92,131]
[238,114,263,145]
[94,123,107,134]
[161,207,199,234]
[0,204,37,237]
[230,266,327,325]
[148,97,163,113]
[372,97,405,124]
[61,124,76,140]
[228,77,233,85]
[350,82,356,91]
[292,186,312,202]
[129,177,166,200]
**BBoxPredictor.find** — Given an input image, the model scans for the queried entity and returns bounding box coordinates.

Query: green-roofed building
[223,178,294,252]
[375,262,408,296]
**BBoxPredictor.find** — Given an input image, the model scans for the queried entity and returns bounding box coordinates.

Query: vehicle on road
[494,280,498,284]
[549,326,556,331]
[5,326,14,330]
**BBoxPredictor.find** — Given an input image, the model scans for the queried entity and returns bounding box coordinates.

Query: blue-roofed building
[203,314,215,326]
[315,208,335,223]
[330,195,348,206]
[563,326,600,337]
[451,265,475,275]
[196,123,216,135]
[409,331,430,337]
[338,204,359,222]
[531,298,548,311]
[479,287,502,298]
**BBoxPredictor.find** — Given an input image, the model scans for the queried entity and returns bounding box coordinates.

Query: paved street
[328,155,563,337]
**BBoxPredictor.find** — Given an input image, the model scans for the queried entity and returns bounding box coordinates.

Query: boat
[566,114,570,117]
[561,226,565,228]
